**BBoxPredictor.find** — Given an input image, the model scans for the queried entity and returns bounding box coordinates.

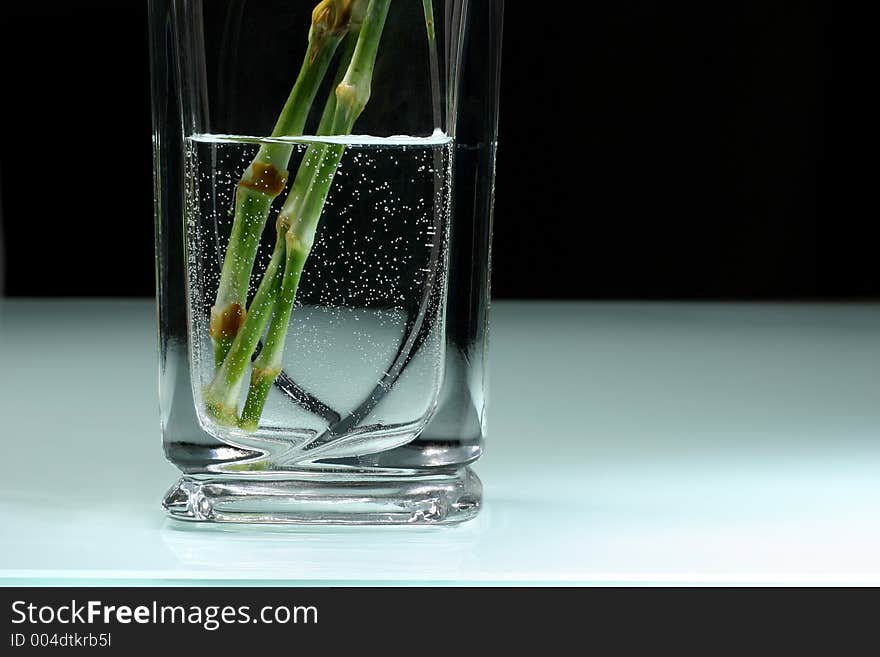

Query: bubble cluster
[183,134,452,445]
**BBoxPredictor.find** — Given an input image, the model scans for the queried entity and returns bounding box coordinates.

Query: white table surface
[1,300,879,585]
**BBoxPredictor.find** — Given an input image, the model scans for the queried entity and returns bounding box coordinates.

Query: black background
[0,1,851,299]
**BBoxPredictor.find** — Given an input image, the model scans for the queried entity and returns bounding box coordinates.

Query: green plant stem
[239,145,346,430]
[237,33,362,430]
[204,10,367,428]
[422,0,435,42]
[269,22,361,239]
[238,0,393,430]
[204,219,288,423]
[210,0,353,367]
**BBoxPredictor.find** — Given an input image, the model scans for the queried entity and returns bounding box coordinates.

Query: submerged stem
[204,218,288,422]
[238,0,393,429]
[235,32,362,432]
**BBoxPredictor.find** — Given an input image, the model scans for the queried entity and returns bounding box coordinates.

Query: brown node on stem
[251,365,282,383]
[312,0,353,33]
[239,163,289,197]
[210,303,247,340]
[276,212,292,235]
[310,0,353,63]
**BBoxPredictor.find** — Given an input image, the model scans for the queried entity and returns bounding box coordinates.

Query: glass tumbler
[149,0,503,524]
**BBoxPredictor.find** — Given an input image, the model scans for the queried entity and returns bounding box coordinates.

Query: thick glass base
[162,467,482,525]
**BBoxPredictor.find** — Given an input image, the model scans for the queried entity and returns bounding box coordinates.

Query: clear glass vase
[150,0,503,524]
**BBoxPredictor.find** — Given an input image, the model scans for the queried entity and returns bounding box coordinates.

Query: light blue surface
[1,300,880,585]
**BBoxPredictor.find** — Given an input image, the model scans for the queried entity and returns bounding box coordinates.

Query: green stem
[239,145,346,430]
[422,0,435,42]
[204,220,288,423]
[210,0,353,367]
[273,23,361,237]
[238,0,393,430]
[207,11,366,428]
[422,0,441,130]
[236,30,362,431]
